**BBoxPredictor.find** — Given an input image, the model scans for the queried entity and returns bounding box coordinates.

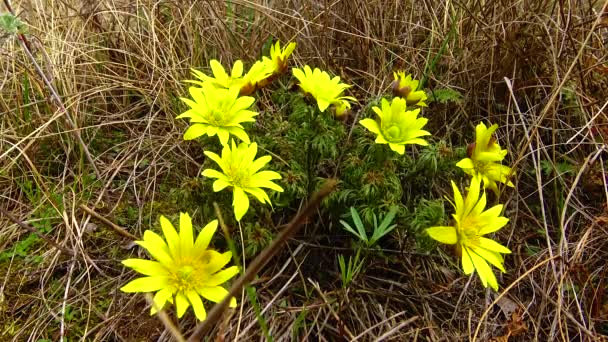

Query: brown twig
[187,179,337,341]
[79,204,138,241]
[0,206,75,256]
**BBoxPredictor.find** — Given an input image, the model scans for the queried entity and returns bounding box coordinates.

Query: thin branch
[79,204,138,241]
[0,206,75,256]
[187,179,337,341]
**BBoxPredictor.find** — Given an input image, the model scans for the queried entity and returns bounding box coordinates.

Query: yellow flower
[240,60,274,94]
[292,65,356,112]
[177,83,257,145]
[188,59,272,96]
[333,99,352,118]
[190,59,245,89]
[456,122,514,193]
[263,40,296,76]
[391,71,428,107]
[121,213,239,321]
[202,140,284,221]
[426,177,511,290]
[359,97,431,154]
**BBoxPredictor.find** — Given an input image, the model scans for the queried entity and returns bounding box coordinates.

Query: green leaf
[350,207,367,242]
[0,13,26,34]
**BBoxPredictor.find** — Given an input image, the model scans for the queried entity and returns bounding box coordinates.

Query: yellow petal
[183,124,208,140]
[186,290,207,321]
[469,249,498,290]
[455,158,474,170]
[138,231,173,265]
[175,292,190,318]
[461,247,475,275]
[451,181,464,211]
[179,212,194,255]
[150,288,173,315]
[360,118,380,134]
[210,60,228,84]
[204,266,240,287]
[471,246,506,272]
[232,60,244,78]
[212,179,231,192]
[159,215,179,257]
[120,276,169,293]
[202,168,227,181]
[193,220,218,253]
[233,187,250,221]
[389,143,405,155]
[226,127,251,144]
[205,251,233,274]
[122,259,168,277]
[478,237,511,254]
[198,286,231,304]
[426,226,458,244]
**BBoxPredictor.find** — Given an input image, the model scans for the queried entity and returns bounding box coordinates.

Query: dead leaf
[507,310,528,337]
[495,295,518,317]
[490,308,528,341]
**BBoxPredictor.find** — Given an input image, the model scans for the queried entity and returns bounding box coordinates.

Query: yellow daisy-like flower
[202,140,284,221]
[188,59,272,96]
[359,97,431,154]
[121,213,239,321]
[292,65,356,112]
[426,177,511,291]
[456,122,515,193]
[391,71,428,107]
[177,83,257,145]
[189,59,245,89]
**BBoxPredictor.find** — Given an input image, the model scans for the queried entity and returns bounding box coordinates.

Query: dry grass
[1,0,608,340]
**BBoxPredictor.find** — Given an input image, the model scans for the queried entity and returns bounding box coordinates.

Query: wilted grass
[1,0,608,341]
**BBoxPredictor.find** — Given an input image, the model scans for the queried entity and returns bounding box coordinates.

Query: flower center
[473,160,490,174]
[458,218,481,248]
[384,125,401,142]
[227,167,248,188]
[170,263,201,292]
[169,252,215,292]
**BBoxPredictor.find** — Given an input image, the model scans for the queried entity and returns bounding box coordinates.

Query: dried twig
[79,204,138,241]
[0,206,75,256]
[187,179,337,341]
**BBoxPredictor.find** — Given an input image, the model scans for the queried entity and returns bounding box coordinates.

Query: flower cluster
[356,70,514,290]
[426,123,515,290]
[426,177,511,290]
[122,41,518,325]
[121,41,296,321]
[177,41,291,221]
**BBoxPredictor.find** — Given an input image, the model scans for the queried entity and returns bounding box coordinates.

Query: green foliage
[427,88,463,104]
[540,159,576,178]
[0,12,26,34]
[0,179,60,263]
[408,199,446,251]
[242,222,274,258]
[338,249,364,288]
[340,206,398,247]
